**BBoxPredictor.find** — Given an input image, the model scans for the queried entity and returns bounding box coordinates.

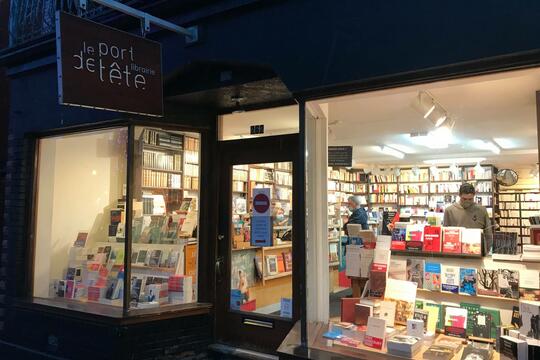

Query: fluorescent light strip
[379,145,405,159]
[423,104,436,119]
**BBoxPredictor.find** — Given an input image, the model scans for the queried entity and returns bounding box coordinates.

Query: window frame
[23,119,213,321]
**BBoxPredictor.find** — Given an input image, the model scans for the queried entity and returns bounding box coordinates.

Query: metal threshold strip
[209,343,279,360]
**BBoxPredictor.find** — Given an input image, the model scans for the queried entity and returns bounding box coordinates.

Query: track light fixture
[418,90,450,128]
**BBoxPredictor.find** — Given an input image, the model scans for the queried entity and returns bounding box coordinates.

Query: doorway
[215,134,301,353]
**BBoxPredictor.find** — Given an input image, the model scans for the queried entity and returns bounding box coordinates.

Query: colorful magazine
[423,262,441,291]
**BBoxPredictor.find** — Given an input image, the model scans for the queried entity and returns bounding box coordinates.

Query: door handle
[216,256,225,283]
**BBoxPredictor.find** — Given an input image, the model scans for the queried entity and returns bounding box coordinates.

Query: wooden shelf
[416,288,519,302]
[131,265,176,272]
[143,143,182,152]
[264,271,292,281]
[142,186,182,190]
[142,167,182,174]
[391,250,482,259]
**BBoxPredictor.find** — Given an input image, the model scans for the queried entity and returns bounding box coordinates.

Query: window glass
[34,128,128,309]
[129,127,200,309]
[230,162,293,318]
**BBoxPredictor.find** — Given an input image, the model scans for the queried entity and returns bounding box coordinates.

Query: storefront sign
[251,188,272,246]
[328,146,353,167]
[55,11,163,117]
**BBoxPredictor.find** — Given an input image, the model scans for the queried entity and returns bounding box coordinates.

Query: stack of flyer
[387,335,422,357]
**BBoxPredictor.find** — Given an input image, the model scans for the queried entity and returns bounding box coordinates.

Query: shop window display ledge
[14,297,212,325]
[390,250,483,259]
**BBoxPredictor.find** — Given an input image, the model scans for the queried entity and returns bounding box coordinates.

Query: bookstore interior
[34,126,200,312]
[308,68,540,359]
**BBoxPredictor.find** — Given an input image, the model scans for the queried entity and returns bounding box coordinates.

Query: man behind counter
[443,183,493,254]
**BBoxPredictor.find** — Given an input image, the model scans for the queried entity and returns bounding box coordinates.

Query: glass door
[216,135,299,353]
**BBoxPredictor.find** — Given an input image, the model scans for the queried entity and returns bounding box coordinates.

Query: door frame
[215,133,304,353]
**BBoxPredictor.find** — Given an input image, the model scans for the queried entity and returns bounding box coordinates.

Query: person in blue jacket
[343,195,368,235]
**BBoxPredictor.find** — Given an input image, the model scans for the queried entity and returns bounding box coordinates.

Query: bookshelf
[499,189,540,244]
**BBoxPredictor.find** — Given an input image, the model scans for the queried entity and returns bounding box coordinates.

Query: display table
[277,321,500,360]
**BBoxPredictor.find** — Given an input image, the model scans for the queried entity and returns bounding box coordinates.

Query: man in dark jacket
[344,195,368,235]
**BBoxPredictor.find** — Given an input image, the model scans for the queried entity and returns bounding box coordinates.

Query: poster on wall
[55,11,163,117]
[251,188,272,247]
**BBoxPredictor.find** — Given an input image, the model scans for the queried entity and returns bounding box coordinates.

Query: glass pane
[230,162,293,318]
[129,127,200,309]
[33,128,128,312]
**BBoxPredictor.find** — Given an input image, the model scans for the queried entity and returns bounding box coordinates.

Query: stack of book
[387,335,422,357]
[522,244,540,261]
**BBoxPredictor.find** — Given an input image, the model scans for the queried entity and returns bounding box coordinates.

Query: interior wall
[33,129,127,297]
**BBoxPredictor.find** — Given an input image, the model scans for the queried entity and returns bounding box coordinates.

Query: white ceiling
[316,68,540,170]
[220,68,540,173]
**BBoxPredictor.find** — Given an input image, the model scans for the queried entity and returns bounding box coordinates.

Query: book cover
[444,307,468,338]
[390,222,407,250]
[354,303,373,326]
[423,262,441,291]
[283,252,293,272]
[148,250,162,267]
[493,231,518,255]
[405,224,424,251]
[498,269,519,299]
[265,255,278,276]
[74,232,88,247]
[384,279,417,325]
[472,311,492,339]
[459,344,493,360]
[461,228,482,255]
[477,269,499,296]
[423,345,455,360]
[407,318,424,338]
[340,297,360,323]
[388,259,407,281]
[277,256,285,273]
[425,306,439,334]
[423,225,442,252]
[511,305,522,328]
[459,268,477,296]
[406,258,424,288]
[442,227,462,253]
[479,307,501,339]
[379,300,396,327]
[441,265,459,294]
[425,302,443,331]
[460,302,481,336]
[363,316,386,350]
[369,264,387,298]
[519,299,540,340]
[519,269,540,301]
[413,309,429,330]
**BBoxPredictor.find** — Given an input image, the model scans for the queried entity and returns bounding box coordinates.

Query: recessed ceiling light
[423,157,486,165]
[378,145,405,159]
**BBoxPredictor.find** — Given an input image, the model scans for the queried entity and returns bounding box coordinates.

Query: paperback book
[442,227,462,254]
[498,269,520,299]
[444,306,468,338]
[479,307,501,339]
[406,258,424,288]
[472,311,492,339]
[459,267,477,296]
[388,259,407,281]
[519,269,540,301]
[441,265,459,294]
[460,302,481,336]
[423,225,442,252]
[405,224,424,251]
[423,262,441,291]
[384,278,417,325]
[477,269,499,296]
[461,228,482,255]
[390,222,408,250]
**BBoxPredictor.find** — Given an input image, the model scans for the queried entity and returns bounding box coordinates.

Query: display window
[32,125,201,314]
[303,68,540,358]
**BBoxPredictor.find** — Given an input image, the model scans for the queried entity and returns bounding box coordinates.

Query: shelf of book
[416,288,519,302]
[142,167,182,174]
[391,250,483,259]
[264,271,292,281]
[142,186,183,190]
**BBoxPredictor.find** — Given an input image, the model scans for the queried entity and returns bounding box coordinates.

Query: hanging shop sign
[55,11,163,117]
[328,146,353,167]
[251,188,272,247]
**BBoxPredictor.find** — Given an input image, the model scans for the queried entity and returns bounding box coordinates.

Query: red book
[277,256,285,273]
[423,226,442,252]
[442,227,462,253]
[341,297,360,323]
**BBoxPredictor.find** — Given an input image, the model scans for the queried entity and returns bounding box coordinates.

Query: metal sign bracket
[78,0,198,42]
